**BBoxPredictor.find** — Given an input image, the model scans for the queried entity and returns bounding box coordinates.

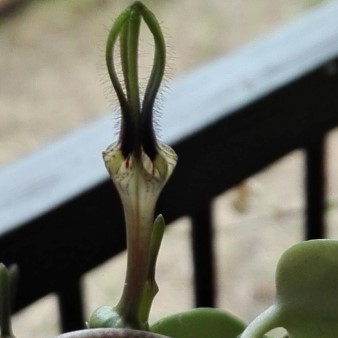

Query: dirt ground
[1,0,337,337]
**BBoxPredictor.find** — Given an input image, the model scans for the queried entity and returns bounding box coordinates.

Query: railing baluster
[191,205,215,307]
[304,135,327,239]
[57,278,84,333]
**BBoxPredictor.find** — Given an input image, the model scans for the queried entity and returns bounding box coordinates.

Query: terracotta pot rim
[53,328,170,338]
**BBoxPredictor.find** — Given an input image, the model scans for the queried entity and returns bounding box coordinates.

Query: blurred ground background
[1,0,338,337]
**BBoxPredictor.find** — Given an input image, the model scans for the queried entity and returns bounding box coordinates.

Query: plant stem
[116,199,154,327]
[138,215,165,325]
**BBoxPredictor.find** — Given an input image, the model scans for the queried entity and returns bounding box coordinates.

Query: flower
[89,2,177,330]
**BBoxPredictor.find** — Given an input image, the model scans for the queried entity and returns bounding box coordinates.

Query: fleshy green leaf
[151,308,245,338]
[241,239,338,338]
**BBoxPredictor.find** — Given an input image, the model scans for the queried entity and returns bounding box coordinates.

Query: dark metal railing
[305,135,327,239]
[1,0,338,333]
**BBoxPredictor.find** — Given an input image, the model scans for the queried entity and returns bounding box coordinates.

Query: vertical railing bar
[191,204,216,307]
[57,278,85,333]
[304,134,327,239]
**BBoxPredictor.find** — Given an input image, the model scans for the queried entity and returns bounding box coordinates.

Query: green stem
[138,215,165,326]
[116,169,155,329]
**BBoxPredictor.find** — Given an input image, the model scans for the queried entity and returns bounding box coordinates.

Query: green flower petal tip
[241,239,338,338]
[151,308,245,338]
